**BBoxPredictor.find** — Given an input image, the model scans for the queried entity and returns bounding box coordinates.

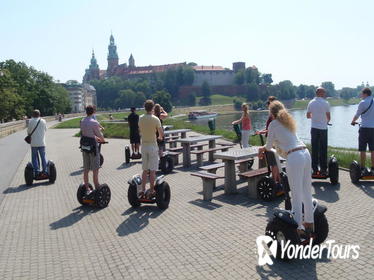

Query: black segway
[124,145,141,164]
[127,174,171,210]
[233,123,254,169]
[98,141,108,167]
[24,153,57,186]
[349,160,374,183]
[265,174,329,259]
[311,155,339,184]
[159,151,174,174]
[255,133,286,201]
[77,183,111,208]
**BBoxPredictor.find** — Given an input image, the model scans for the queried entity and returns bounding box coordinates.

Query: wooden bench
[191,146,232,166]
[217,142,235,147]
[168,146,183,152]
[199,158,255,174]
[191,171,224,201]
[239,168,269,198]
[191,143,207,150]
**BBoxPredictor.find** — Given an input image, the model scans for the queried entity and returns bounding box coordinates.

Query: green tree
[152,90,173,112]
[234,69,245,85]
[184,92,196,106]
[245,67,260,85]
[339,87,358,100]
[321,81,336,97]
[115,89,146,108]
[199,81,211,105]
[297,84,308,99]
[278,80,296,100]
[262,73,273,85]
[246,82,259,101]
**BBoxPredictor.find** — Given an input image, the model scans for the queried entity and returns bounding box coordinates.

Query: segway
[77,183,111,208]
[233,123,254,169]
[349,160,374,183]
[127,174,171,210]
[256,133,286,201]
[265,174,329,259]
[159,151,174,174]
[124,145,141,164]
[98,141,108,167]
[24,153,57,186]
[311,155,339,184]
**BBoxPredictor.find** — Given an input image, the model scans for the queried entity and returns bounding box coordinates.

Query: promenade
[0,125,373,280]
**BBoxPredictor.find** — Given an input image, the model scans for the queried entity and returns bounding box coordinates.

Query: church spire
[107,33,119,76]
[129,53,135,68]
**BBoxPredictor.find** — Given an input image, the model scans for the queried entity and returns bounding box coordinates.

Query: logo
[256,234,360,265]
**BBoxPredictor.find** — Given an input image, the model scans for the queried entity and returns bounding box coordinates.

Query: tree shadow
[3,182,51,194]
[49,206,99,230]
[255,248,331,280]
[312,181,340,203]
[354,181,374,198]
[116,206,163,237]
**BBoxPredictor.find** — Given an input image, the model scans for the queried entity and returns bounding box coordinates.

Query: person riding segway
[76,105,111,208]
[125,107,141,163]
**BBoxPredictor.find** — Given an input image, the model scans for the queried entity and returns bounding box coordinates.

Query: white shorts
[141,145,159,171]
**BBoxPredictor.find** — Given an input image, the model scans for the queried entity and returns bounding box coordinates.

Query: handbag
[24,119,41,144]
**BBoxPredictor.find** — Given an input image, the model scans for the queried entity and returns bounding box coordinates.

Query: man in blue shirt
[351,87,374,171]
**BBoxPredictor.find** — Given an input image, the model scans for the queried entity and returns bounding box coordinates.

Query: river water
[190,105,360,148]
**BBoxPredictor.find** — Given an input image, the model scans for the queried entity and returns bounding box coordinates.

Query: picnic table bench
[190,146,233,167]
[190,171,224,201]
[238,168,269,198]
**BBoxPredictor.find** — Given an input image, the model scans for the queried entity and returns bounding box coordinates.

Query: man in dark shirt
[128,107,141,158]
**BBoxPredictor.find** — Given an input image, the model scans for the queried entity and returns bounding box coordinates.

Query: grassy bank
[196,94,245,106]
[293,98,359,109]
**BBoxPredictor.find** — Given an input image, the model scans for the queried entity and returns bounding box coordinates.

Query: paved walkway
[0,125,373,279]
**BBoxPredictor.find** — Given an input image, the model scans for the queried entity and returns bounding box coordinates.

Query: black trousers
[311,128,328,172]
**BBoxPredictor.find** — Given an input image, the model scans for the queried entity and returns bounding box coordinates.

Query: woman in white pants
[258,101,314,236]
[232,103,251,148]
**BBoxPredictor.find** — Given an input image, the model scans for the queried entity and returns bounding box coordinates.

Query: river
[190,104,360,149]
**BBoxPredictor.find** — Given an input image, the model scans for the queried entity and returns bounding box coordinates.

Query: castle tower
[129,54,135,68]
[83,49,100,82]
[107,33,119,76]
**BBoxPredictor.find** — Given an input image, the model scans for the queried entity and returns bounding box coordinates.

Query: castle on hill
[83,34,248,87]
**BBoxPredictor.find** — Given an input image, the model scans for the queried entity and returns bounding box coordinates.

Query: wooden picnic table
[214,147,259,194]
[177,135,222,167]
[163,129,191,138]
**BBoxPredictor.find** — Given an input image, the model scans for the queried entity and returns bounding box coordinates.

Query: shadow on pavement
[189,199,223,210]
[312,181,340,203]
[117,162,140,170]
[255,248,331,280]
[49,206,99,230]
[3,182,51,194]
[116,206,163,236]
[354,181,374,198]
[70,169,84,176]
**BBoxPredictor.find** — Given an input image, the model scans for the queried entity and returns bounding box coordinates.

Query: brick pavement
[0,127,373,279]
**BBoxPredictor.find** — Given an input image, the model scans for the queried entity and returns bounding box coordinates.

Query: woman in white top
[258,101,314,236]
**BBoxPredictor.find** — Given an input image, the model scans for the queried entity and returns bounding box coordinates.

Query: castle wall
[192,71,235,86]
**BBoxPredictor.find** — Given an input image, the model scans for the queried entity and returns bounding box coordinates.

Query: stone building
[62,83,97,113]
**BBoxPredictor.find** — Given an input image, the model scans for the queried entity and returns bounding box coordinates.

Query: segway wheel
[125,146,131,164]
[349,161,361,183]
[265,217,300,260]
[160,155,174,174]
[313,213,329,245]
[100,154,104,167]
[247,159,254,169]
[24,163,34,186]
[328,156,339,185]
[48,161,57,183]
[257,176,276,201]
[155,182,171,210]
[77,183,92,205]
[128,183,141,208]
[95,184,111,208]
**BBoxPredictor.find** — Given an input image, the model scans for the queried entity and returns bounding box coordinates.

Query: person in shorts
[128,107,141,158]
[80,105,105,193]
[351,87,374,173]
[138,100,164,198]
[307,87,331,176]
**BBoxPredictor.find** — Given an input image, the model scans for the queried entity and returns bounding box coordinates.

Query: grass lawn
[196,94,246,105]
[293,98,359,109]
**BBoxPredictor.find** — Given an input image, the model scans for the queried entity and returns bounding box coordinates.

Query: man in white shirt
[306,87,331,176]
[27,109,48,178]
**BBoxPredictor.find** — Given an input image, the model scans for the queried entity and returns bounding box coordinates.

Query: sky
[1,0,373,89]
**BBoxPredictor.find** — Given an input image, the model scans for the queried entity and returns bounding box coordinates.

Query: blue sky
[1,0,373,89]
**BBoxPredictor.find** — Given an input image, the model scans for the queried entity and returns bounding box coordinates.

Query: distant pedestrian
[232,103,251,148]
[307,87,331,176]
[153,104,168,157]
[128,107,141,158]
[351,87,374,173]
[27,110,48,178]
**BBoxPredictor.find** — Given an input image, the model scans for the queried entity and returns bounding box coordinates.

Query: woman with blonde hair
[153,104,168,157]
[258,101,314,238]
[232,103,251,148]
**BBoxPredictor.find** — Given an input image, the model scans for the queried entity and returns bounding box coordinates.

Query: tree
[296,84,308,99]
[340,87,358,100]
[152,90,173,112]
[115,89,146,108]
[245,67,260,85]
[262,73,273,85]
[278,80,296,100]
[246,82,259,101]
[305,85,316,99]
[199,81,212,106]
[234,70,245,85]
[184,92,196,106]
[321,81,336,97]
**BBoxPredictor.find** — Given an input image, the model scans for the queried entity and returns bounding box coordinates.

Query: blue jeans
[31,146,47,174]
